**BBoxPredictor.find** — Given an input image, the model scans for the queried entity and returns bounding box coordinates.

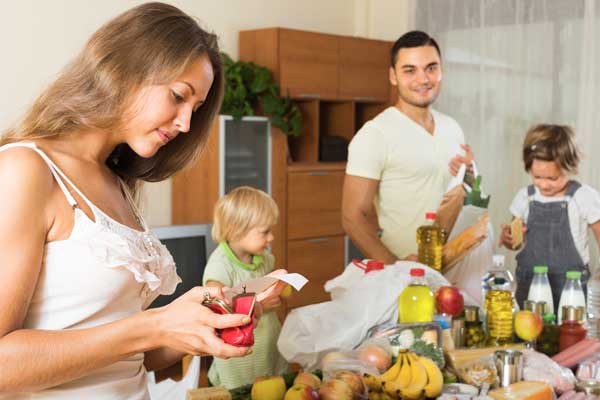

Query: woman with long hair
[0,3,253,398]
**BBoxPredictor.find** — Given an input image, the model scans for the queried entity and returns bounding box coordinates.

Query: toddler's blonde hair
[212,186,279,242]
[522,124,580,174]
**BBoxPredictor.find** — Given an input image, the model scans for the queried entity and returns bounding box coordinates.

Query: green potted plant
[220,53,301,136]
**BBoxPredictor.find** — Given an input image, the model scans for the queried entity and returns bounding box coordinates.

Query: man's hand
[448,144,474,176]
[403,254,419,262]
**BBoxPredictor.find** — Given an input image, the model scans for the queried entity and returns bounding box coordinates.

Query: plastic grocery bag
[277,261,477,371]
[441,161,493,306]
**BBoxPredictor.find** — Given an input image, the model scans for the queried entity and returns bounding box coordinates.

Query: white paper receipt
[226,273,308,300]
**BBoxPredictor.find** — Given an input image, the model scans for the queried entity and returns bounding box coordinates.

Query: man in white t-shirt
[342,31,473,263]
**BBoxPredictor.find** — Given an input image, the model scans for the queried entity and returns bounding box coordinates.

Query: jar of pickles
[537,313,559,356]
[464,306,484,348]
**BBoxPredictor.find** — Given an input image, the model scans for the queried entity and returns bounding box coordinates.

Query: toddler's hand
[256,269,288,304]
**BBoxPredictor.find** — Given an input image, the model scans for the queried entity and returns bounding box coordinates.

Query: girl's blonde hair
[522,124,581,174]
[212,186,279,243]
[1,2,224,197]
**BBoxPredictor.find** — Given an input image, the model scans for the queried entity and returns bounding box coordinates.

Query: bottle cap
[523,300,535,312]
[533,266,548,273]
[542,313,555,323]
[561,305,585,322]
[410,268,425,277]
[425,212,436,220]
[493,277,507,285]
[464,306,479,322]
[566,271,581,279]
[492,254,505,267]
[365,260,384,272]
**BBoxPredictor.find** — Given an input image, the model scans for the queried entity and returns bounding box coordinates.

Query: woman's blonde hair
[522,124,580,174]
[1,2,223,196]
[212,186,279,243]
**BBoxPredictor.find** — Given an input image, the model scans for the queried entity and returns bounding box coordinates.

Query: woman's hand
[153,286,251,359]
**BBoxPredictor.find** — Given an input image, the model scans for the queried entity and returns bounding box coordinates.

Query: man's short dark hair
[390,30,441,67]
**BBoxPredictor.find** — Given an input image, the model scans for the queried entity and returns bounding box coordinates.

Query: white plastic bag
[441,161,493,306]
[277,261,477,371]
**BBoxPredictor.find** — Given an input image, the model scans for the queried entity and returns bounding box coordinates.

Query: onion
[357,344,391,373]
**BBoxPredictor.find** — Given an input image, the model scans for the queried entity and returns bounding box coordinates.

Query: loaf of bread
[488,381,552,400]
[186,386,232,400]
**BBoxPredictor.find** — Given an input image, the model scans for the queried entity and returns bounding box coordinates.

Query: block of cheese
[445,344,526,370]
[186,386,231,400]
[488,381,552,400]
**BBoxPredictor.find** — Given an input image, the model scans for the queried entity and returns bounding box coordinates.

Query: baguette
[187,386,232,400]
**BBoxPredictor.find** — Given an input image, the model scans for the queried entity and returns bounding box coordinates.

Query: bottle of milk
[558,271,586,325]
[527,266,554,314]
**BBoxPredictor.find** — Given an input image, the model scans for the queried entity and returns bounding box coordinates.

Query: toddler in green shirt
[202,186,289,389]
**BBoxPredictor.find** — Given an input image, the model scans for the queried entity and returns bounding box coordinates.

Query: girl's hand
[499,224,513,249]
[256,269,288,304]
[260,295,282,312]
[154,286,251,359]
[499,223,527,250]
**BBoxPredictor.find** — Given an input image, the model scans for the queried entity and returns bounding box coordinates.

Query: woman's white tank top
[0,143,181,399]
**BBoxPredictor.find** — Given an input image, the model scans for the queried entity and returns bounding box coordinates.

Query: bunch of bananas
[362,351,443,400]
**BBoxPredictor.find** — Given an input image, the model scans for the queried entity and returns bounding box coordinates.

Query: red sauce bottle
[559,306,587,352]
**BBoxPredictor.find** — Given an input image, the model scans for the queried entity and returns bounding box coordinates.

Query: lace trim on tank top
[0,142,181,300]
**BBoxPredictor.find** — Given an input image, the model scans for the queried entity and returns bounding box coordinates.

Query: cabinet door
[286,236,345,309]
[287,170,344,239]
[279,29,339,99]
[338,37,391,101]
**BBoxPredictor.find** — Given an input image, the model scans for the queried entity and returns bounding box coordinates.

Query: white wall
[0,0,413,226]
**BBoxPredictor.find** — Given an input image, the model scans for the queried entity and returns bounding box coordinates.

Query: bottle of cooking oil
[398,268,435,323]
[485,277,514,345]
[417,212,443,271]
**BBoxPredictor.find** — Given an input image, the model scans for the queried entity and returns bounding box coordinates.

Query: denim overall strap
[515,181,589,314]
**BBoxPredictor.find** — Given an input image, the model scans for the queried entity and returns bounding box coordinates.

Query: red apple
[319,379,353,400]
[294,371,321,390]
[285,383,320,400]
[514,310,543,342]
[435,286,464,316]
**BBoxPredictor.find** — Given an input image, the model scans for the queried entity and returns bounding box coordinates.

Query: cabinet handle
[309,171,329,176]
[306,237,328,243]
[298,93,321,99]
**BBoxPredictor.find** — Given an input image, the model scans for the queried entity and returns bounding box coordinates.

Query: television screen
[148,224,215,309]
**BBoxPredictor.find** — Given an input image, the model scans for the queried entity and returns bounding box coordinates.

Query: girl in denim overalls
[500,124,600,314]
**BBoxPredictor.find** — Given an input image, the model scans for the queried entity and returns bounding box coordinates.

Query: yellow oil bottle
[417,212,443,271]
[485,277,514,345]
[399,268,435,323]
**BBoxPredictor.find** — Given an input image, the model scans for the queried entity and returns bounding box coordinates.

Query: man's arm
[341,174,398,264]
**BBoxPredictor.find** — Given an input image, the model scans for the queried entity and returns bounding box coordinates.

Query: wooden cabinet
[240,28,392,102]
[287,168,344,239]
[338,37,391,101]
[286,235,345,309]
[279,29,339,99]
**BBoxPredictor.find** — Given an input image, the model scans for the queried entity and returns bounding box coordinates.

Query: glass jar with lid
[464,306,484,348]
[559,306,587,352]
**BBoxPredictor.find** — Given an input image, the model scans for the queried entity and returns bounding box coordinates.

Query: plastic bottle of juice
[417,212,443,271]
[398,268,435,323]
[485,277,514,345]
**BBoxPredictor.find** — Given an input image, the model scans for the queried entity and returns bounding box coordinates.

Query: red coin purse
[202,288,256,347]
